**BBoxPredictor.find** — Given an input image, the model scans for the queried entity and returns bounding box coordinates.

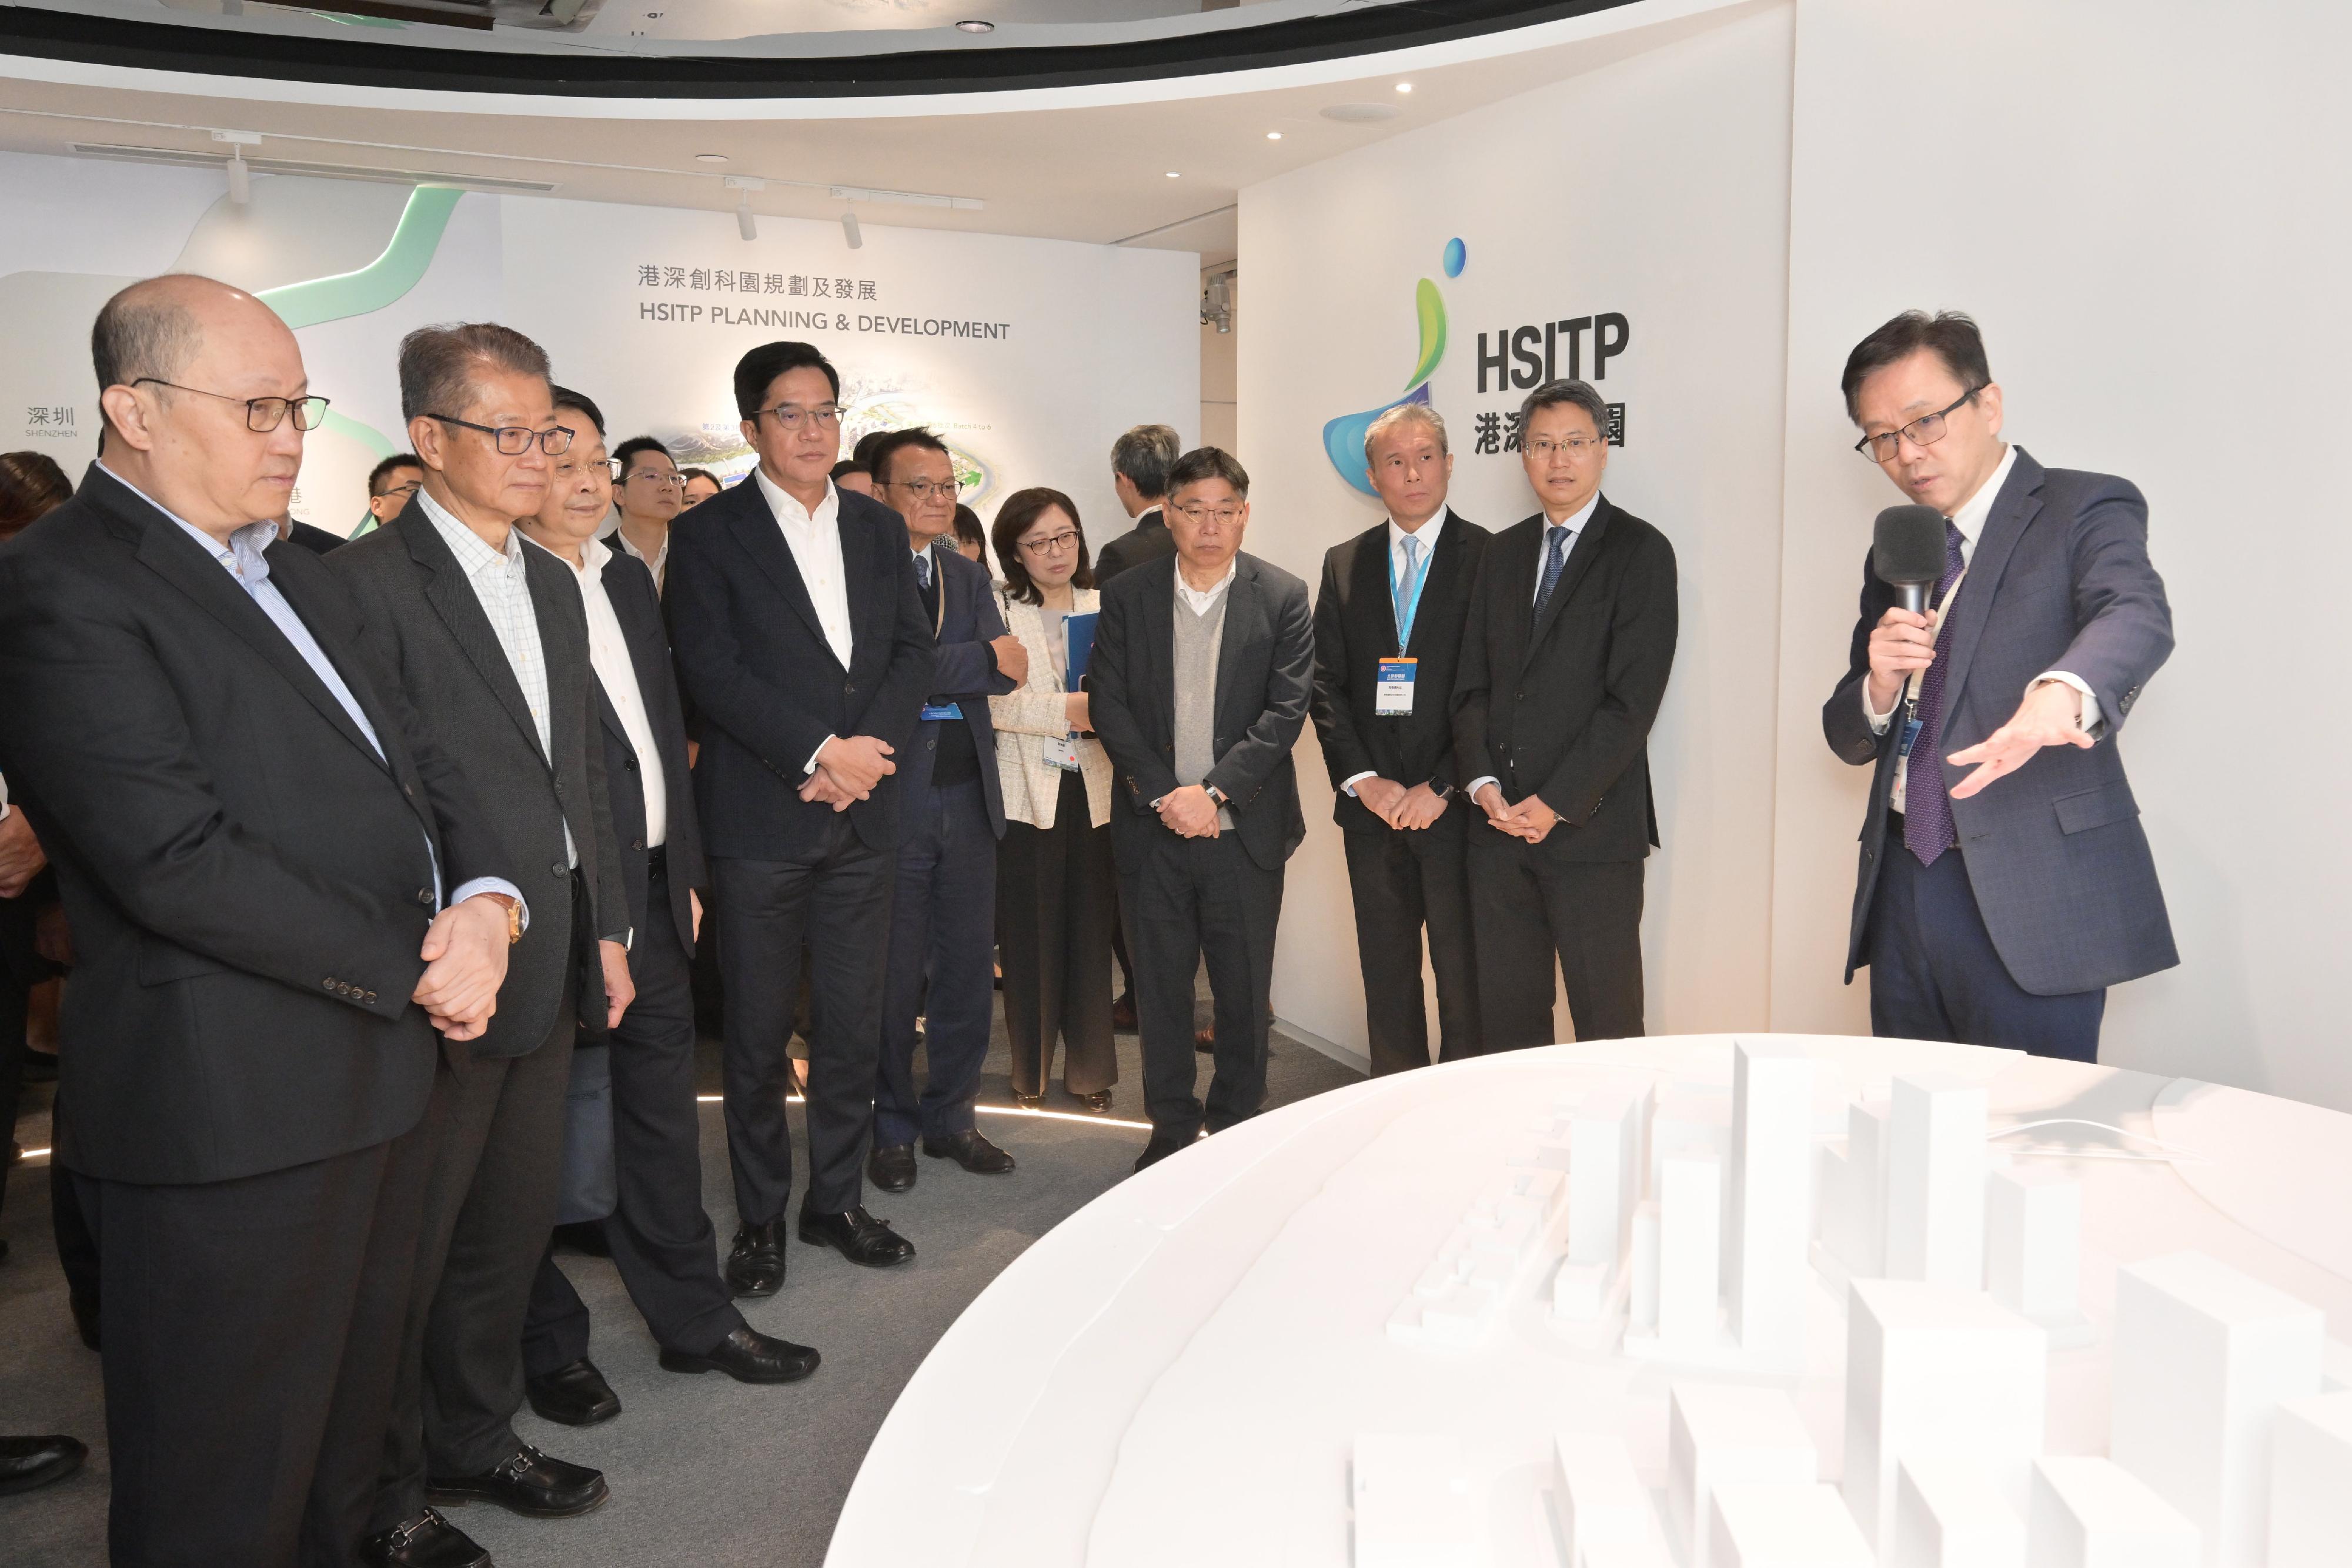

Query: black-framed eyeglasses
[1019,530,1083,556]
[753,402,843,430]
[132,378,330,433]
[554,456,624,483]
[1172,504,1244,527]
[1854,386,1983,463]
[373,479,423,502]
[885,477,961,502]
[427,414,574,456]
[624,468,686,489]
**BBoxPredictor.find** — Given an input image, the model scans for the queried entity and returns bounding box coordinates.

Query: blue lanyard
[1391,532,1431,653]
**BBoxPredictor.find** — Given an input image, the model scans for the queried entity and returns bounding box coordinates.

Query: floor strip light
[694,1093,1151,1132]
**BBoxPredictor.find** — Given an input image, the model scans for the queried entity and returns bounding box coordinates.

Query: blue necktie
[914,550,933,590]
[1393,533,1428,650]
[1533,524,1571,617]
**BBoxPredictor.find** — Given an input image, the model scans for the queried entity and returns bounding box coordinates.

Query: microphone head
[1872,504,1947,587]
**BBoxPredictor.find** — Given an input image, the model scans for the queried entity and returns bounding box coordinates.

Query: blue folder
[1063,610,1099,688]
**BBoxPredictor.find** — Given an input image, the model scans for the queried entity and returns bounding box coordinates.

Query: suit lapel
[399,507,547,765]
[1212,560,1260,734]
[1142,560,1178,735]
[1352,528,1398,656]
[1406,516,1464,657]
[1524,498,1614,669]
[729,484,837,663]
[524,547,579,772]
[1938,450,2044,724]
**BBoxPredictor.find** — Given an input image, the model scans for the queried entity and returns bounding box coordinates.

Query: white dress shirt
[531,536,667,847]
[417,486,576,868]
[612,523,669,595]
[1466,493,1603,801]
[1340,507,1449,798]
[753,468,855,775]
[1173,555,1238,617]
[1859,444,2101,813]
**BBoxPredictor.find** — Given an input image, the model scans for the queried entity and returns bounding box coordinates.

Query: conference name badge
[920,702,964,723]
[1376,657,1418,717]
[1044,734,1082,772]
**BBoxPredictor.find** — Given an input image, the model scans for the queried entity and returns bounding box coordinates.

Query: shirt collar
[1175,556,1238,604]
[1545,490,1602,539]
[753,466,837,530]
[519,530,609,584]
[416,483,524,577]
[1946,443,2017,546]
[1387,504,1449,557]
[96,459,278,583]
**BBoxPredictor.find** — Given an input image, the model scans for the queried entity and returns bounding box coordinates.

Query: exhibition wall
[1244,0,2352,1111]
[0,149,1199,549]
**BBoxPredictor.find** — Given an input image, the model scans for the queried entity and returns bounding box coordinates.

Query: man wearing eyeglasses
[606,435,683,594]
[1823,311,2174,1062]
[331,322,636,1562]
[0,274,522,1566]
[863,428,1024,1193]
[368,452,426,529]
[1455,379,1679,1052]
[665,340,936,1282]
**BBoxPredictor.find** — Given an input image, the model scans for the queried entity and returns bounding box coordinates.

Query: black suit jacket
[591,548,706,952]
[1311,509,1492,834]
[900,541,1017,841]
[330,502,629,1057]
[0,466,511,1183]
[665,476,934,858]
[1093,504,1174,586]
[1090,551,1314,875]
[1452,495,1679,862]
[283,518,347,556]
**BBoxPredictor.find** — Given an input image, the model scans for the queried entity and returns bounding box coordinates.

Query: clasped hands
[1156,784,1221,839]
[1353,777,1451,833]
[800,733,896,813]
[1473,783,1561,844]
[1866,607,2091,800]
[410,897,634,1041]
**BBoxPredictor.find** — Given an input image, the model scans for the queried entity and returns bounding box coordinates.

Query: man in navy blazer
[863,429,1022,1192]
[666,341,934,1283]
[1823,310,2176,1062]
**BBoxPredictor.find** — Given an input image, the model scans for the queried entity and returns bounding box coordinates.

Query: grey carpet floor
[0,979,1362,1567]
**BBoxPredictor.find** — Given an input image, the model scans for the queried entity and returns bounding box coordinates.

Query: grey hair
[91,276,208,426]
[397,322,550,423]
[1110,423,1181,500]
[1363,402,1449,467]
[1518,378,1611,442]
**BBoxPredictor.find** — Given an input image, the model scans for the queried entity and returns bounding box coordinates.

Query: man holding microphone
[1823,310,2175,1061]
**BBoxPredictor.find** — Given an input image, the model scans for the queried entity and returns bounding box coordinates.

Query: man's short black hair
[1840,310,1992,423]
[1518,378,1610,441]
[367,452,425,495]
[549,384,605,436]
[612,435,674,479]
[732,340,840,420]
[868,427,950,488]
[1166,445,1250,500]
[830,459,871,482]
[851,429,893,466]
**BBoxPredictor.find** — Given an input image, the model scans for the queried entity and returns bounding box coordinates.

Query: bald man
[0,274,520,1568]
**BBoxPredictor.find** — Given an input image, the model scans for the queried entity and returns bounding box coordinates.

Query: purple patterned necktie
[1902,519,1968,865]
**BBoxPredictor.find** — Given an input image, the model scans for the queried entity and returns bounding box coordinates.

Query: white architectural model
[1984,1164,2088,1342]
[1665,1383,1816,1568]
[1351,1433,1475,1568]
[1550,1432,1664,1566]
[1708,1482,1873,1568]
[1723,1042,1815,1371]
[1883,1073,1986,1288]
[2030,1456,2201,1567]
[2267,1391,2352,1568]
[1893,1452,2027,1567]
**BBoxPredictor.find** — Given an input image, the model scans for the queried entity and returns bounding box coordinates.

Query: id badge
[920,702,963,723]
[1375,657,1418,717]
[1044,734,1081,772]
[1897,714,1923,759]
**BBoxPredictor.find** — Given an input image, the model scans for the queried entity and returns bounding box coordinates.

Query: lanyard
[1901,563,1969,718]
[1391,533,1432,654]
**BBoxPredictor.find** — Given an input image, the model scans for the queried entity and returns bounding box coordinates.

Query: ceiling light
[956,18,994,31]
[1396,82,1414,93]
[694,152,729,164]
[211,129,260,205]
[841,208,863,250]
[1266,131,1283,141]
[1165,170,1181,178]
[724,175,764,242]
[1321,103,1401,124]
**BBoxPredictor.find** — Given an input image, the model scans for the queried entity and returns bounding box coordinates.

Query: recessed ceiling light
[1266,131,1284,141]
[1395,82,1414,93]
[956,18,994,31]
[694,153,729,163]
[1165,170,1181,178]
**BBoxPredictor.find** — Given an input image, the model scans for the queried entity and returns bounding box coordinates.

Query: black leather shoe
[1133,1131,1194,1172]
[797,1204,916,1268]
[660,1323,821,1384]
[362,1508,491,1568]
[1083,1090,1114,1114]
[0,1433,86,1496]
[427,1443,607,1519]
[1013,1092,1044,1110]
[867,1142,917,1192]
[724,1221,785,1298]
[922,1128,1015,1174]
[524,1358,620,1427]
[1112,994,1138,1031]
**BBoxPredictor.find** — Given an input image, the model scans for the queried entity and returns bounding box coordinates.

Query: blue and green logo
[1321,237,1465,496]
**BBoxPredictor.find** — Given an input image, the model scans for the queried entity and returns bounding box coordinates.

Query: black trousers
[713,817,892,1219]
[0,870,52,1212]
[522,857,744,1373]
[876,779,997,1148]
[997,770,1117,1098]
[1341,817,1484,1074]
[75,1062,445,1568]
[373,1004,575,1530]
[1467,833,1646,1050]
[1124,830,1284,1140]
[1865,830,2106,1062]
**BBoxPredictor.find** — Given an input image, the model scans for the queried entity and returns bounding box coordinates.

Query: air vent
[1320,103,1403,124]
[69,142,560,195]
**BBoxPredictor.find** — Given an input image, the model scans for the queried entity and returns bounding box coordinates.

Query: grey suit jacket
[331,501,629,1057]
[1823,447,2177,995]
[1090,550,1313,875]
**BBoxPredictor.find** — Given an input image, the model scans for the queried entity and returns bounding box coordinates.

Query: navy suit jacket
[665,476,934,860]
[899,540,1017,841]
[1823,447,2177,995]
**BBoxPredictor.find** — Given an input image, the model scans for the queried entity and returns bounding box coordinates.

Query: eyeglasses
[554,457,623,482]
[754,402,843,430]
[625,469,686,488]
[886,477,961,502]
[1524,435,1606,462]
[1853,386,1983,463]
[1020,530,1083,556]
[373,479,422,502]
[427,414,574,456]
[133,378,331,433]
[1172,504,1244,527]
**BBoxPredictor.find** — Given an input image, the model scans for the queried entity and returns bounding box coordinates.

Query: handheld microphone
[1872,504,1947,615]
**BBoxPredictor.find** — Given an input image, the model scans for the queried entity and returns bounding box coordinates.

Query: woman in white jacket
[988,488,1118,1112]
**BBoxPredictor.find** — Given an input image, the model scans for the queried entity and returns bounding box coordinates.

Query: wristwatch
[1204,784,1230,810]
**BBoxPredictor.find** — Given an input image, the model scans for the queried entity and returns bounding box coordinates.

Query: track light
[211,128,259,206]
[724,175,764,242]
[841,208,863,250]
[1201,269,1234,335]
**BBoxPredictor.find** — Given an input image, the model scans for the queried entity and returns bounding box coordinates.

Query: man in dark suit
[1091,447,1312,1171]
[864,429,1022,1192]
[1823,311,2174,1062]
[666,340,934,1282]
[367,452,425,530]
[331,323,635,1560]
[279,512,349,555]
[512,391,819,1430]
[0,274,519,1567]
[1093,422,1180,586]
[1311,405,1490,1075]
[1455,379,1679,1051]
